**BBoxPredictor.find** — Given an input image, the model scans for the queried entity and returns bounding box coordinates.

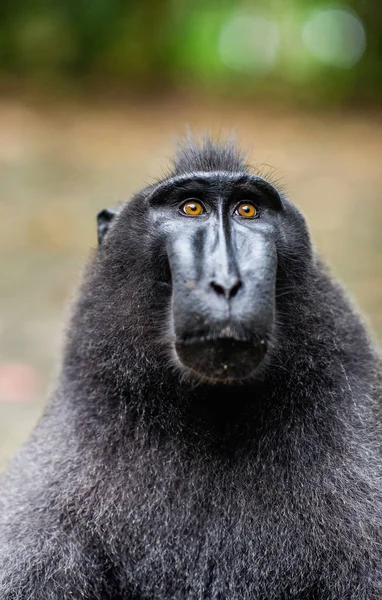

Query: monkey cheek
[174,339,267,382]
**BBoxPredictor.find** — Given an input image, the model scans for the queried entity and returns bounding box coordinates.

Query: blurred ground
[0,97,381,467]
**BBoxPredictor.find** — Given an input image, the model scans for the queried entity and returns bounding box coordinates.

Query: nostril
[229,280,242,299]
[210,281,225,296]
[210,280,242,300]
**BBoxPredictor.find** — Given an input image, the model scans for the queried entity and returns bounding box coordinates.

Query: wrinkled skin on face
[99,171,311,384]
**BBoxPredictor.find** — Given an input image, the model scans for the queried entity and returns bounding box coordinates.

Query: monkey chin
[174,337,268,383]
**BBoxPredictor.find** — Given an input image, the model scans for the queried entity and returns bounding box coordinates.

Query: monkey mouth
[174,335,267,382]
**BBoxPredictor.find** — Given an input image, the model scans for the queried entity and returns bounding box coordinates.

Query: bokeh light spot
[302,7,366,68]
[0,363,41,404]
[219,13,280,75]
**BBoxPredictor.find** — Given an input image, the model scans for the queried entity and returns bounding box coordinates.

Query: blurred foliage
[0,0,381,105]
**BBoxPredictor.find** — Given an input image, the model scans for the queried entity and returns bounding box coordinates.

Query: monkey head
[96,168,311,385]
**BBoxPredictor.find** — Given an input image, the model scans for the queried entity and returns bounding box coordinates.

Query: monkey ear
[97,208,117,246]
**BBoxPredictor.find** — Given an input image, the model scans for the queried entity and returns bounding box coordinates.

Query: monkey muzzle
[167,223,277,382]
[171,271,275,382]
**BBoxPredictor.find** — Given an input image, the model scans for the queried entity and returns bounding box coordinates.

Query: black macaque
[0,138,381,599]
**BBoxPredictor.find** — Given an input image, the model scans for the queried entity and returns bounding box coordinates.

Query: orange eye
[180,200,204,216]
[235,202,257,218]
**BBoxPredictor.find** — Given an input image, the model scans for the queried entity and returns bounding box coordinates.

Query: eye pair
[180,200,258,219]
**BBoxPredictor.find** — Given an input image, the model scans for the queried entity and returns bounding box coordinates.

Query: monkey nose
[210,278,242,300]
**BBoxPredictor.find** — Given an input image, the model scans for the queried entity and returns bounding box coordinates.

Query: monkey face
[146,172,283,383]
[97,170,311,385]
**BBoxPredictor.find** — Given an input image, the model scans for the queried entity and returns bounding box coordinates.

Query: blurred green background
[0,0,381,467]
[1,0,382,104]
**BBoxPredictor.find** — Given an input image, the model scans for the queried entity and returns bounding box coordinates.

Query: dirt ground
[0,96,381,467]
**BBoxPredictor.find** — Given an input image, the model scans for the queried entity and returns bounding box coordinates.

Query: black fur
[0,139,381,599]
[173,136,248,174]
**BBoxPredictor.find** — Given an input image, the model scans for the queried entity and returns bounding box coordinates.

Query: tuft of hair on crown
[172,134,250,176]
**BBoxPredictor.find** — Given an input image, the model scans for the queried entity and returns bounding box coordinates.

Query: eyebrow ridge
[149,171,274,195]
